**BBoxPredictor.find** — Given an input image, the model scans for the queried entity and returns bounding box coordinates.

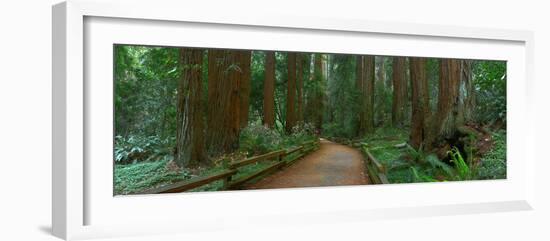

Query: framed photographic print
[52,0,535,240]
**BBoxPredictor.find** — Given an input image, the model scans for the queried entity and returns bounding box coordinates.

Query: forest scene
[114,45,507,195]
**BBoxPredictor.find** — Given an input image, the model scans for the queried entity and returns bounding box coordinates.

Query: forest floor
[245,139,369,189]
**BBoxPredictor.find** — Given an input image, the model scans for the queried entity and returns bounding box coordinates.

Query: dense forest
[114,45,506,195]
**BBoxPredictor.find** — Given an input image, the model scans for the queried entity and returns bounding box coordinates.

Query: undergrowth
[115,120,316,195]
[114,160,190,195]
[361,126,505,184]
[477,130,506,179]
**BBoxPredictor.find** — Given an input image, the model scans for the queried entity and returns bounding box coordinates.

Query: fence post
[222,170,234,190]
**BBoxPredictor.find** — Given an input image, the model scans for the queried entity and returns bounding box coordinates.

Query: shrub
[239,121,283,155]
[239,121,316,156]
[114,160,190,195]
[477,130,506,180]
[114,135,174,164]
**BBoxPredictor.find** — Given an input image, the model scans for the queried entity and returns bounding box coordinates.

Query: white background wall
[0,0,548,240]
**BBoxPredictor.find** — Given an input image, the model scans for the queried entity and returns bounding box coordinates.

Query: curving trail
[246,139,369,189]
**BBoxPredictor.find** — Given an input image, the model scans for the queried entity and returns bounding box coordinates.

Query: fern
[425,154,454,177]
[410,166,437,182]
[448,147,471,180]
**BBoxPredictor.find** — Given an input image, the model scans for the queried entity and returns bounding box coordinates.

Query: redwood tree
[239,50,252,128]
[206,50,241,154]
[461,59,474,123]
[355,55,375,136]
[364,55,375,134]
[174,48,206,167]
[312,53,325,132]
[285,52,297,132]
[409,57,431,149]
[355,55,365,136]
[434,59,462,142]
[296,53,304,124]
[391,57,407,126]
[262,51,276,128]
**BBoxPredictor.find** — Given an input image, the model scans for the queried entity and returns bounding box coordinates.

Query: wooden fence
[360,145,389,184]
[140,139,320,194]
[342,139,389,185]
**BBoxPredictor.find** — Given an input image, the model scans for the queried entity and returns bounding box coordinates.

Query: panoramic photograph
[113,45,507,195]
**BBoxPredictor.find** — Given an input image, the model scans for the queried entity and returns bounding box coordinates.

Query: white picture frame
[52,0,535,240]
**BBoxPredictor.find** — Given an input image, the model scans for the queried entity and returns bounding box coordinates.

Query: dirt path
[246,139,369,189]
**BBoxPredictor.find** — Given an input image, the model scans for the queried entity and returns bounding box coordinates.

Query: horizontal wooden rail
[228,161,286,188]
[364,148,386,173]
[285,146,304,155]
[361,145,389,184]
[229,149,285,169]
[138,138,320,194]
[140,169,237,194]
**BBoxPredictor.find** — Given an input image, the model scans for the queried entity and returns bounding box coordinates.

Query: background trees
[391,57,407,127]
[114,45,507,173]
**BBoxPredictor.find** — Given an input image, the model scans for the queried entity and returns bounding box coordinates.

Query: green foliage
[410,166,438,182]
[447,147,472,180]
[239,121,283,156]
[374,57,394,124]
[478,130,506,179]
[114,45,507,193]
[239,120,315,156]
[425,154,454,177]
[114,135,174,164]
[114,160,190,195]
[114,45,179,138]
[248,51,266,121]
[324,55,359,138]
[473,61,507,123]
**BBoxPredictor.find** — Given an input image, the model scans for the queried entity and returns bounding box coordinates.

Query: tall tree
[391,57,408,126]
[377,56,387,87]
[434,59,462,142]
[312,53,325,132]
[239,50,252,128]
[296,53,304,124]
[364,56,375,133]
[355,55,365,136]
[262,51,276,128]
[461,59,475,123]
[355,55,374,136]
[409,57,431,149]
[174,48,206,167]
[285,52,297,132]
[206,50,241,154]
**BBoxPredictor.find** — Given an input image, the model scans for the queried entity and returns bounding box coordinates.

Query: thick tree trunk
[312,54,325,133]
[435,59,462,142]
[392,57,407,126]
[409,57,430,150]
[285,52,297,133]
[296,53,304,125]
[364,56,375,134]
[262,51,276,128]
[239,50,252,128]
[206,50,241,154]
[174,48,206,167]
[461,60,474,123]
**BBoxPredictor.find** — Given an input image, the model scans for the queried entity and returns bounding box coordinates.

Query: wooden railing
[360,144,389,184]
[141,139,321,194]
